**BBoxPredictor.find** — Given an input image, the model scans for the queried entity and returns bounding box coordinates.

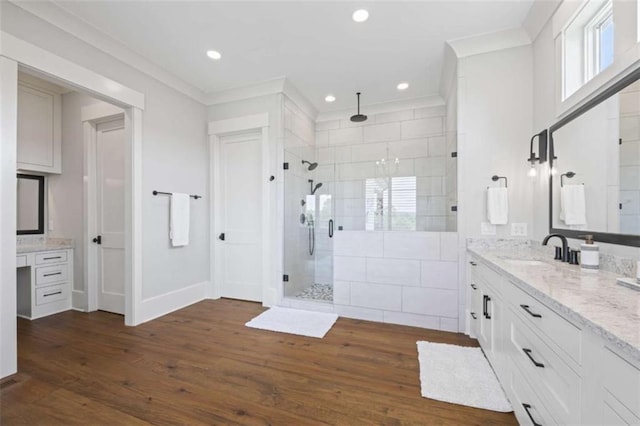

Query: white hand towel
[487,187,508,225]
[170,193,190,247]
[561,184,586,226]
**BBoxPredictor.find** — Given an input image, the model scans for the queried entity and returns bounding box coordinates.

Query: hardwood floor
[2,299,517,425]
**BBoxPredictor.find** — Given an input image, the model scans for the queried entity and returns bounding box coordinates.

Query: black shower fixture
[302,160,318,171]
[308,179,323,195]
[350,92,368,123]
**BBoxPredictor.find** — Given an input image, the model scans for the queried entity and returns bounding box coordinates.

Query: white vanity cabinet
[17,249,73,319]
[467,252,640,426]
[16,77,62,174]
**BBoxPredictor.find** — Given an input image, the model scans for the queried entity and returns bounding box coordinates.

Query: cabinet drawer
[16,255,28,267]
[509,282,581,364]
[35,264,68,286]
[603,348,640,419]
[509,364,557,426]
[509,312,581,424]
[35,284,68,305]
[35,251,67,265]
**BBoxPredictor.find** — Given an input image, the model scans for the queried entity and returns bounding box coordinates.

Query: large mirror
[17,174,44,235]
[550,68,640,246]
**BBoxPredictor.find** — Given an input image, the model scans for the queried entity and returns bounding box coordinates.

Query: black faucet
[542,233,569,262]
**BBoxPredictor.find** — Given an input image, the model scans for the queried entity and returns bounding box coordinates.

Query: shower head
[302,160,318,171]
[350,92,368,123]
[311,182,323,195]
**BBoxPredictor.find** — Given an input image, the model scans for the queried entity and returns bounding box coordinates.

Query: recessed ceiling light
[325,94,336,103]
[206,50,222,60]
[352,9,369,23]
[397,82,409,91]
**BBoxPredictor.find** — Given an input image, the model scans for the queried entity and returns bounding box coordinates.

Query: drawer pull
[522,348,545,368]
[43,272,62,277]
[43,291,63,297]
[470,312,477,319]
[522,403,543,426]
[483,295,492,319]
[469,261,477,266]
[43,256,62,260]
[470,284,477,290]
[520,304,542,318]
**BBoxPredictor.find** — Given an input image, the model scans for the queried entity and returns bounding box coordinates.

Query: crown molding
[316,95,444,123]
[523,0,562,42]
[447,27,531,59]
[10,0,208,105]
[204,77,287,106]
[282,79,318,120]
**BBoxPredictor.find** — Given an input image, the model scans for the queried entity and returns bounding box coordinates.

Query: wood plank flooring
[1,299,517,425]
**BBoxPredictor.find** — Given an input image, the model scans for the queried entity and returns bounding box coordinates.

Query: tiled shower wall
[283,97,316,296]
[315,105,455,233]
[333,231,459,331]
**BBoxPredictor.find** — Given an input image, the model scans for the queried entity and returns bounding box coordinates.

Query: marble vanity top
[469,246,640,362]
[16,237,74,254]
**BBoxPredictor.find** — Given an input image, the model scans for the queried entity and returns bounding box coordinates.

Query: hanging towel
[170,193,190,247]
[487,187,508,225]
[560,184,586,226]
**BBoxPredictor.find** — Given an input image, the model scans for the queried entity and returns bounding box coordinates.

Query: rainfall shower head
[350,92,368,123]
[302,160,318,171]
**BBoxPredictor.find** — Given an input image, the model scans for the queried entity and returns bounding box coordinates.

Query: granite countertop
[469,246,640,362]
[16,237,74,254]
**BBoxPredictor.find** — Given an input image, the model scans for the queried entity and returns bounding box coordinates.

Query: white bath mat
[245,307,338,338]
[416,341,512,412]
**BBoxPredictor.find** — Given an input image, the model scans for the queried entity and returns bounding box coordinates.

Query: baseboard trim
[139,281,208,324]
[72,290,86,311]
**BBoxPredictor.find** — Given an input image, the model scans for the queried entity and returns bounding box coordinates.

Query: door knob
[218,233,225,241]
[92,235,102,244]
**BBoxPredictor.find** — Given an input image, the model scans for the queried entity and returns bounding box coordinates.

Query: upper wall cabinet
[17,75,63,174]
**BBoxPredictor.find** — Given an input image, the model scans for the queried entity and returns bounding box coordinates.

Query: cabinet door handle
[328,219,334,238]
[520,304,542,318]
[522,348,545,368]
[43,272,62,277]
[44,291,62,297]
[470,312,477,319]
[43,256,62,260]
[482,295,487,317]
[469,261,477,266]
[522,403,542,426]
[484,296,492,319]
[470,284,477,290]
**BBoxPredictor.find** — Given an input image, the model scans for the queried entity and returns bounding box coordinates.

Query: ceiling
[52,1,534,112]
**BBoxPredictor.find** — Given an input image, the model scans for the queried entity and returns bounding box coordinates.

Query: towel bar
[153,190,201,200]
[487,175,507,189]
[560,172,576,187]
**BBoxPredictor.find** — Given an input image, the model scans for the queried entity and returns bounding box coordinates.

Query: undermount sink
[501,259,546,267]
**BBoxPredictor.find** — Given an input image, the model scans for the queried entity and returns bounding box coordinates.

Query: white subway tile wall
[333,230,459,332]
[316,105,456,233]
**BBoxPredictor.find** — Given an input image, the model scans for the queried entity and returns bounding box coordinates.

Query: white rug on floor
[245,307,338,338]
[417,341,512,412]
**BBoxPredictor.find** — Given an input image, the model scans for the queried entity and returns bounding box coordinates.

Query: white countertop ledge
[16,238,74,254]
[468,247,640,363]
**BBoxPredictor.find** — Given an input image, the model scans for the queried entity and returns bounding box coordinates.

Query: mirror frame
[16,173,45,235]
[549,67,640,247]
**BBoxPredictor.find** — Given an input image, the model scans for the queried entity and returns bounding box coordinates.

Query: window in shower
[365,176,416,231]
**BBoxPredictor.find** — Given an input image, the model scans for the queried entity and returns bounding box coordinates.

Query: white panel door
[219,132,263,302]
[96,119,125,314]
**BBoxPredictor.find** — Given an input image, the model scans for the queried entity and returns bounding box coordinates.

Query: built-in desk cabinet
[16,76,62,174]
[468,253,640,425]
[17,249,73,319]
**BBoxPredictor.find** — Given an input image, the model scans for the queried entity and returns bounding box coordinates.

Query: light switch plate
[481,222,497,235]
[511,223,527,236]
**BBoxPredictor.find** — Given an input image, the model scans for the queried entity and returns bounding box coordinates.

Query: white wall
[333,231,459,331]
[0,57,19,377]
[2,3,209,311]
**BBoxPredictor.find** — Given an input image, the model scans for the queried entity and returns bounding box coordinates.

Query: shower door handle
[328,220,334,238]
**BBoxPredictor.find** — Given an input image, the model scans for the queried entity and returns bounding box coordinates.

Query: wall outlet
[481,222,497,235]
[511,223,528,237]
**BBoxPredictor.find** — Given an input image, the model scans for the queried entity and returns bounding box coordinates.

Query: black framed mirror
[16,174,45,235]
[549,67,640,246]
